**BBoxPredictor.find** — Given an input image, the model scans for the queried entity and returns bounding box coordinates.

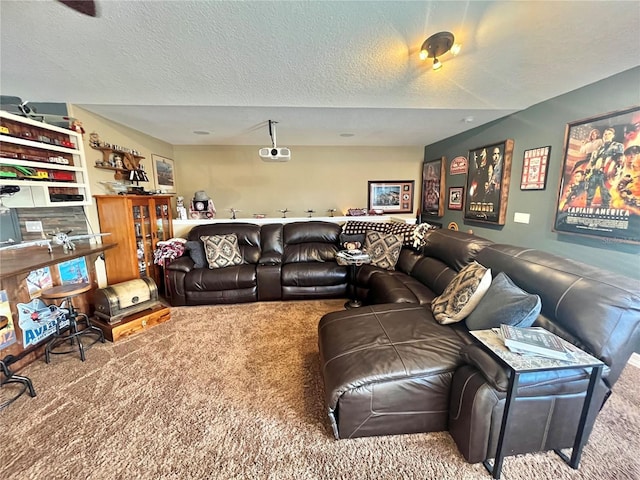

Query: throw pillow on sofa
[364,231,403,270]
[201,234,245,269]
[431,261,492,324]
[185,240,207,268]
[465,272,542,330]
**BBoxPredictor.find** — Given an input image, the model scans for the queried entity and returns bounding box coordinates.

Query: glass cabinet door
[154,200,170,242]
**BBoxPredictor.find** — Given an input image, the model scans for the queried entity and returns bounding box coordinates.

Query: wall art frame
[464,139,514,225]
[448,187,464,210]
[421,156,446,218]
[553,105,640,244]
[152,154,176,193]
[521,146,551,190]
[368,180,414,214]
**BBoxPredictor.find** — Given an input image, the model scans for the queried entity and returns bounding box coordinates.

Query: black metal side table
[470,329,604,480]
[335,250,371,309]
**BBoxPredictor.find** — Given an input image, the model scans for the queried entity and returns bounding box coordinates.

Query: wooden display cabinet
[95,195,173,286]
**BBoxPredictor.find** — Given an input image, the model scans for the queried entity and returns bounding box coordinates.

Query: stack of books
[499,324,574,361]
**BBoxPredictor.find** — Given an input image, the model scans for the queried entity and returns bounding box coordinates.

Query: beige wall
[69,105,175,233]
[173,145,424,221]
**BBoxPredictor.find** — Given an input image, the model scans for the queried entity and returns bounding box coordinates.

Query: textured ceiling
[1,1,638,146]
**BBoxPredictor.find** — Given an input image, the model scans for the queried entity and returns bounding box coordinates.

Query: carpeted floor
[1,300,638,480]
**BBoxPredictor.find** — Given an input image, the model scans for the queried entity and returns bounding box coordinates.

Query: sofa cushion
[185,240,207,269]
[201,234,245,269]
[364,231,403,270]
[465,272,542,330]
[431,261,492,324]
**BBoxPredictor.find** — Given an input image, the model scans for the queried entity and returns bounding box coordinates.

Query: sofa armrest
[166,256,194,306]
[166,255,194,273]
[460,344,509,391]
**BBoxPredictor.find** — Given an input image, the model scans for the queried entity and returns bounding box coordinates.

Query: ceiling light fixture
[419,31,461,70]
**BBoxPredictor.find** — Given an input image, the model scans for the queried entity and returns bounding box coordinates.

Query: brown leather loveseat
[166,221,348,305]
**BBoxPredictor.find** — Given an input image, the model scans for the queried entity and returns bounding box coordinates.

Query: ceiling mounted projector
[259,120,291,162]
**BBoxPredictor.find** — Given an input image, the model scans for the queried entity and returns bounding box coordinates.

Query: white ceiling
[1,1,638,147]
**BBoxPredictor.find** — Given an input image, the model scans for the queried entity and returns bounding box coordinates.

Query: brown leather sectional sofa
[318,227,640,466]
[166,220,640,467]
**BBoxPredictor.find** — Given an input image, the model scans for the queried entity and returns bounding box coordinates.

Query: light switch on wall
[513,212,530,224]
[25,220,43,232]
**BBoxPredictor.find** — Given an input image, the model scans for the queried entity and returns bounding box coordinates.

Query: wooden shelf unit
[0,110,91,207]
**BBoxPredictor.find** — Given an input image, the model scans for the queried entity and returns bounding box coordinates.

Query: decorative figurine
[71,120,85,136]
[89,131,101,147]
[306,209,315,218]
[229,208,241,220]
[327,208,336,217]
[278,208,289,218]
[176,196,187,220]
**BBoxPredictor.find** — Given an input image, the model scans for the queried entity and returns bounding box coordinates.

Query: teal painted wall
[424,67,640,281]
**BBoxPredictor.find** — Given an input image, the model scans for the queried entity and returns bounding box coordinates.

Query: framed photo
[421,157,446,217]
[448,187,464,210]
[521,146,551,190]
[368,180,415,214]
[464,139,514,225]
[553,106,640,244]
[152,154,176,193]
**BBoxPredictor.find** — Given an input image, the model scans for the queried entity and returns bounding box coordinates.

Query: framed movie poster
[521,146,551,190]
[421,157,446,218]
[368,180,414,214]
[464,139,514,225]
[553,106,640,244]
[448,187,464,210]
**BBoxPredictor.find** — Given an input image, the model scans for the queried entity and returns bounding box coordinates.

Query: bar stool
[40,283,104,363]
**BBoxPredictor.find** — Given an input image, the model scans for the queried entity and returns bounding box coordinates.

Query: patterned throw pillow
[385,222,417,247]
[364,231,403,270]
[431,261,492,324]
[200,234,245,269]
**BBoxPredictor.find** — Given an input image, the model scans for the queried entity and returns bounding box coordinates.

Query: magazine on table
[337,250,370,262]
[498,324,574,361]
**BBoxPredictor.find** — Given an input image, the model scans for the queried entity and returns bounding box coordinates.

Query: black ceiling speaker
[58,1,98,17]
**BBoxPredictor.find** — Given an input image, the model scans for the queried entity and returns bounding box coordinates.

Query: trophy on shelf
[305,209,315,218]
[278,208,289,218]
[327,208,336,217]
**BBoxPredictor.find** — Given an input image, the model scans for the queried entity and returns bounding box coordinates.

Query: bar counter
[0,242,117,371]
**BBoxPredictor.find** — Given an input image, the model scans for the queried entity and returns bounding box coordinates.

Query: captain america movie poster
[554,106,640,244]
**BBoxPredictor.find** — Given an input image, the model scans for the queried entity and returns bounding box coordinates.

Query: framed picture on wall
[448,187,464,210]
[464,139,514,225]
[368,180,414,214]
[421,157,446,217]
[152,154,176,193]
[553,105,640,244]
[521,146,551,190]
